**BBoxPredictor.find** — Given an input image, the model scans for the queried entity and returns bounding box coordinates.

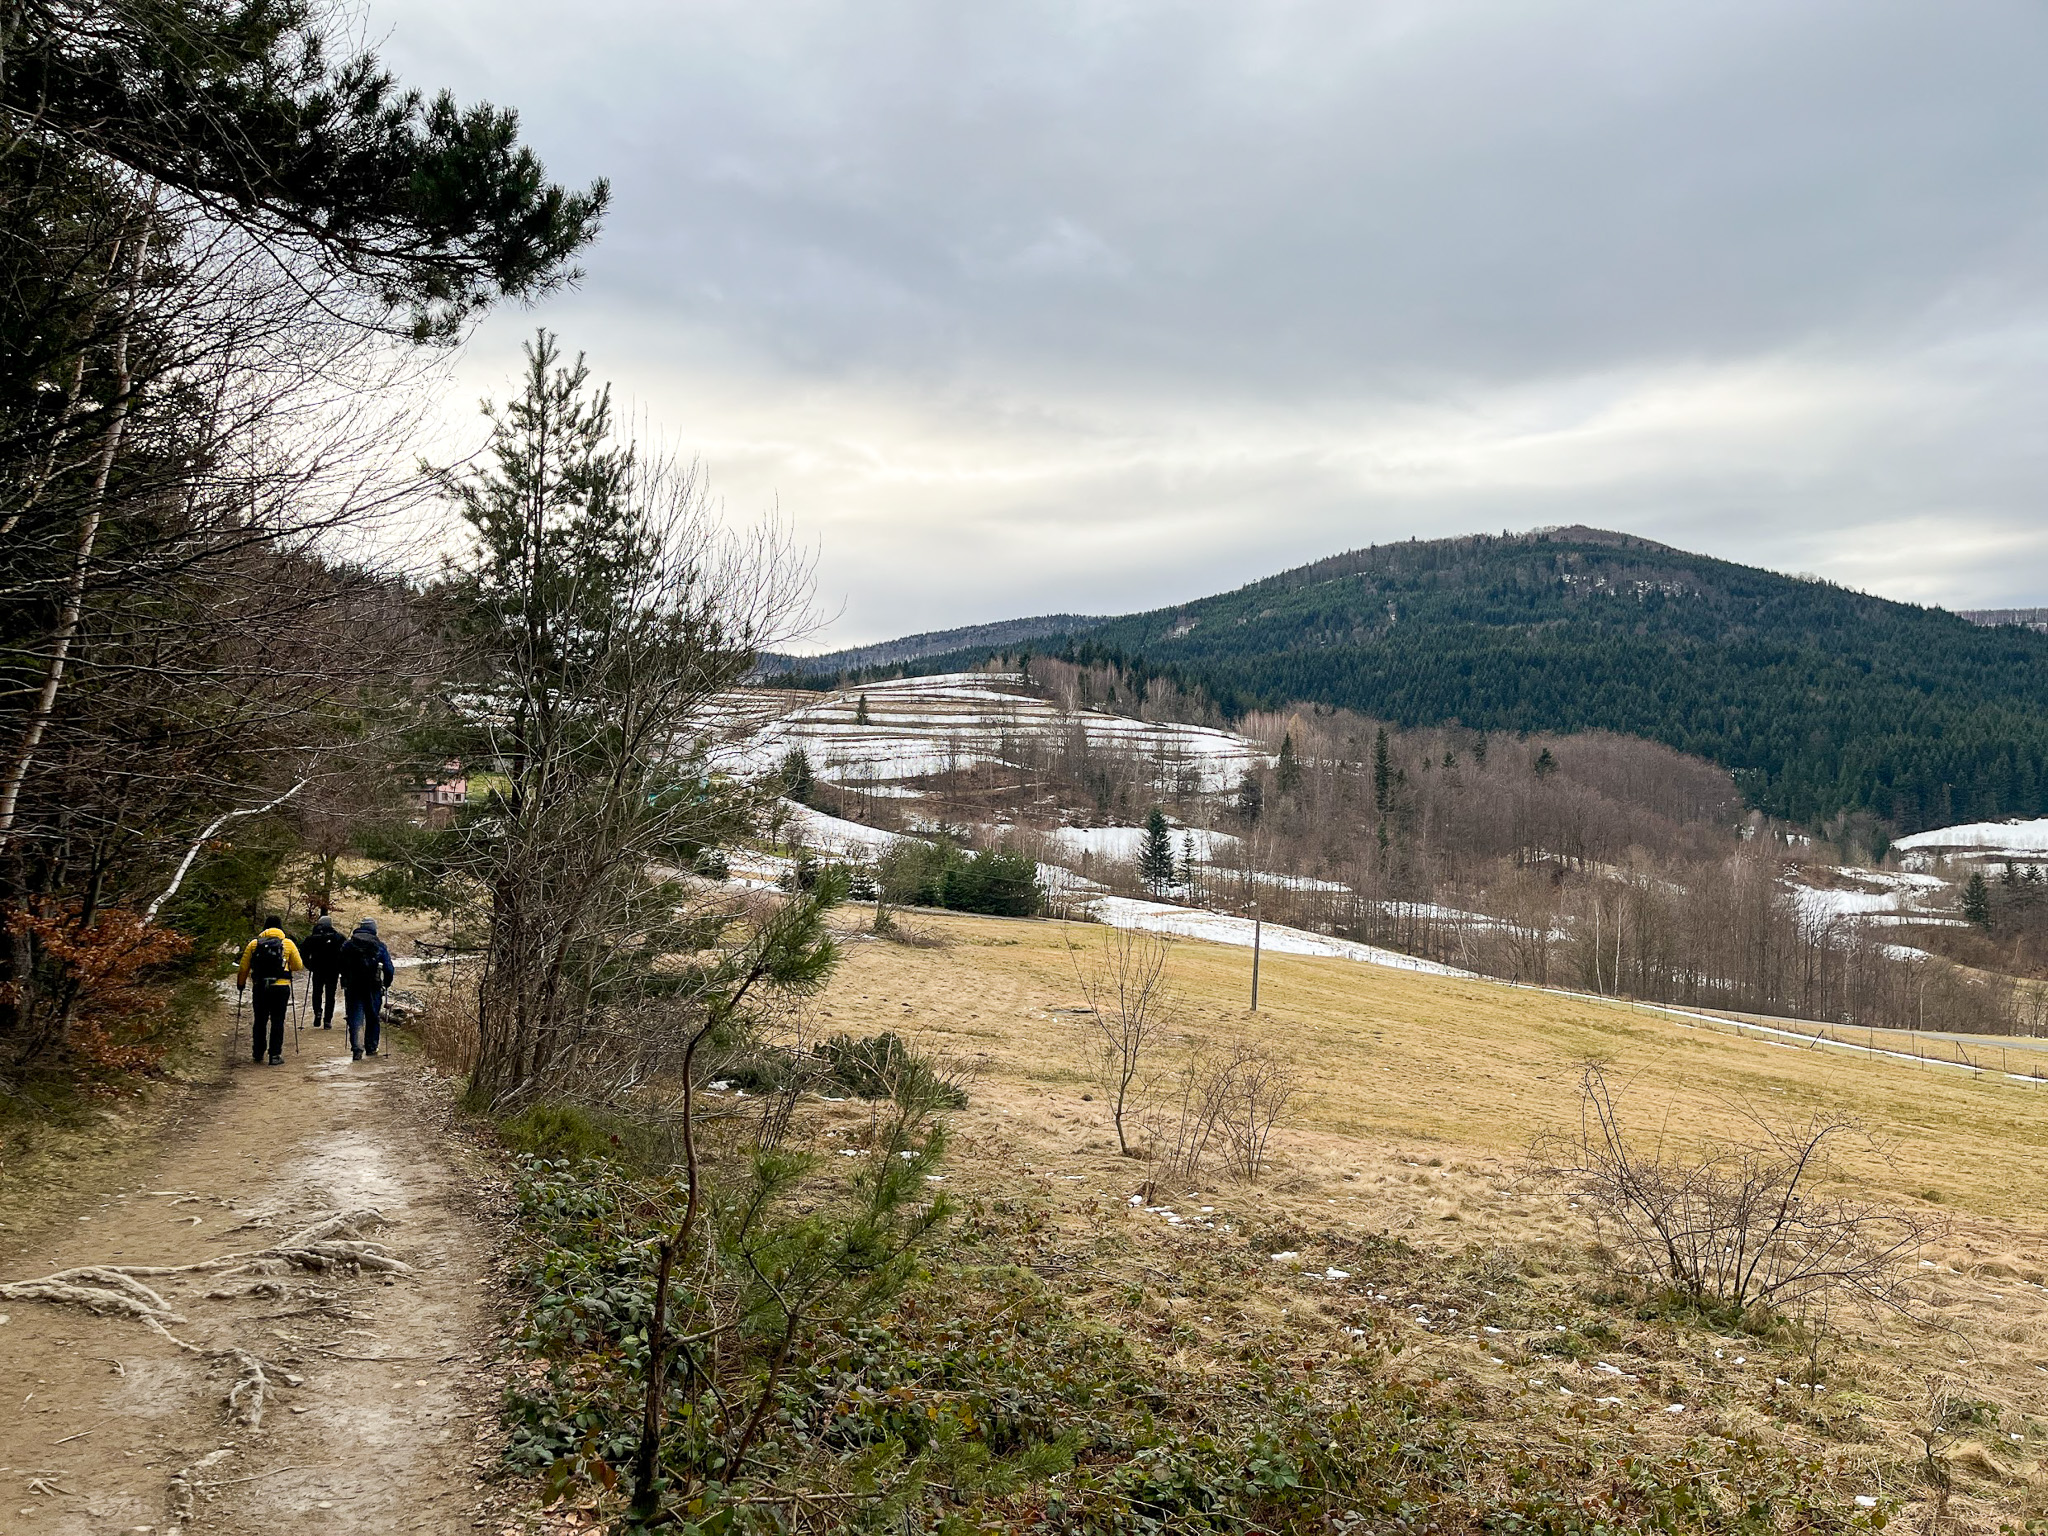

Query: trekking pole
[292,979,302,1056]
[233,986,245,1058]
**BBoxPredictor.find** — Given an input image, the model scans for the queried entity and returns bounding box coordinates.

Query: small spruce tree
[780,747,816,806]
[1138,805,1177,891]
[1533,746,1558,779]
[855,693,870,725]
[1236,771,1263,824]
[1372,726,1393,814]
[1276,732,1302,794]
[1962,871,1993,931]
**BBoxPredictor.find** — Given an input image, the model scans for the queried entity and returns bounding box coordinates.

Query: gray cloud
[374,0,2048,641]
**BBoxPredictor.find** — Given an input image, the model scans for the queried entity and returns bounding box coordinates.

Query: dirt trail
[0,996,506,1534]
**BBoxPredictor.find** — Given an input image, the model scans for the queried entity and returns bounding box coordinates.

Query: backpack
[249,934,288,984]
[341,934,384,991]
[302,924,346,972]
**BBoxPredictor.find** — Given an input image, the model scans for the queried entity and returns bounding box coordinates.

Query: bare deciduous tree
[1067,925,1178,1156]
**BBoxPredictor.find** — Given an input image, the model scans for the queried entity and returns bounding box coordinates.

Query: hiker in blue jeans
[340,918,395,1061]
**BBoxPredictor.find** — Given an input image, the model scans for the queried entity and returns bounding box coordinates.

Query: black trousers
[251,985,289,1060]
[310,970,339,1026]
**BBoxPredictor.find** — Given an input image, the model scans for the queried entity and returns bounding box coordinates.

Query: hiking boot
[352,1048,363,1061]
[268,1054,283,1065]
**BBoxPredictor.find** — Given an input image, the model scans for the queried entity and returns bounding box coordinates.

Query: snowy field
[780,801,907,856]
[1045,824,1242,862]
[1784,866,1951,921]
[714,673,1271,793]
[1895,818,2048,860]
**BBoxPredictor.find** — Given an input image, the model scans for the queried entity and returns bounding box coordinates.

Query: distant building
[408,764,468,812]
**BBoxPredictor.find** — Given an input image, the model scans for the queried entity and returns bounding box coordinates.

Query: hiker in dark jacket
[236,915,303,1065]
[340,918,396,1061]
[299,913,346,1030]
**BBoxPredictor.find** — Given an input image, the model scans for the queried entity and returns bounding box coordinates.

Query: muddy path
[0,999,510,1534]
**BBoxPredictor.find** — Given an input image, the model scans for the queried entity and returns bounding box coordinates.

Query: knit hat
[354,918,378,937]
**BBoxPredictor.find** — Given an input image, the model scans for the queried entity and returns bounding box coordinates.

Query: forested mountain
[868,528,2048,832]
[759,613,1107,677]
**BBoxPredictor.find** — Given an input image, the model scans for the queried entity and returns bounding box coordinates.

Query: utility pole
[1250,900,1262,1011]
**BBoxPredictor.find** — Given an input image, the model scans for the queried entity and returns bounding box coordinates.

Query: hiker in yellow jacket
[236,914,303,1065]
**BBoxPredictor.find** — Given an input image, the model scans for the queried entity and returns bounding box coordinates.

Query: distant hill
[822,527,2048,832]
[758,614,1106,678]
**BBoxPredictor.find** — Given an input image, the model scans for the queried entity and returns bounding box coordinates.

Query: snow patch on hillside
[1048,825,1241,861]
[1087,896,1474,979]
[781,802,908,856]
[1895,818,2048,858]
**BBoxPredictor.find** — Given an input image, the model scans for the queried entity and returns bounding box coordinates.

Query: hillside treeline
[854,656,2042,1037]
[835,529,2048,836]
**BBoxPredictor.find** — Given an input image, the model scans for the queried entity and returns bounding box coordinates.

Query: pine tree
[781,748,815,806]
[1533,747,1558,779]
[1962,871,1993,930]
[444,332,646,777]
[1236,771,1263,824]
[1372,727,1393,814]
[1276,733,1302,794]
[1138,805,1177,891]
[855,694,870,726]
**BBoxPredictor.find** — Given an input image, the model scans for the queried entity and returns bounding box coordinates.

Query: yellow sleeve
[283,939,304,973]
[236,937,256,985]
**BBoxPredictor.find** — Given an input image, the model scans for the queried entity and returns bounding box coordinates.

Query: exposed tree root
[0,1209,401,1416]
[0,1208,405,1328]
[205,1277,289,1301]
[166,1447,235,1535]
[226,1347,286,1429]
[0,1268,198,1351]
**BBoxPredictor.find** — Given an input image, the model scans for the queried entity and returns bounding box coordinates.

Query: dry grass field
[794,905,2048,1528]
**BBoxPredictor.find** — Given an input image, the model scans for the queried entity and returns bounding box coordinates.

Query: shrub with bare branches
[1145,1045,1231,1188]
[1213,1040,1303,1181]
[1144,1037,1302,1188]
[1541,1063,1938,1315]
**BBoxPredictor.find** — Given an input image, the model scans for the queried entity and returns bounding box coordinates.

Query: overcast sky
[372,0,2048,646]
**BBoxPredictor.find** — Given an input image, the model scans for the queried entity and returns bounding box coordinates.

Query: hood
[353,919,379,938]
[312,914,335,931]
[258,927,286,939]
